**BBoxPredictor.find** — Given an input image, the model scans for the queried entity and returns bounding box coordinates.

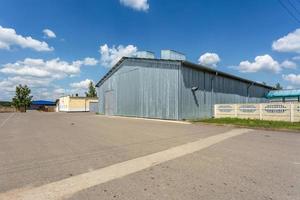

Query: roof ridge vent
[161,50,186,61]
[135,51,155,59]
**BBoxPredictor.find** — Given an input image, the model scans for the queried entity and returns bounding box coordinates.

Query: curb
[194,122,300,133]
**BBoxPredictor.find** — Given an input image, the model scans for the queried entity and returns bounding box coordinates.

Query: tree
[12,84,33,112]
[85,81,97,97]
[275,83,283,90]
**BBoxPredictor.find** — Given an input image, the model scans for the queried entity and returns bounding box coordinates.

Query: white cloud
[83,57,98,66]
[0,78,18,92]
[70,79,93,89]
[292,55,300,61]
[0,57,97,100]
[33,86,88,100]
[75,57,98,66]
[53,88,65,94]
[43,29,56,38]
[198,52,220,67]
[272,29,300,53]
[31,87,66,100]
[120,0,149,11]
[238,55,297,73]
[0,76,52,100]
[281,60,297,69]
[283,74,300,85]
[0,76,52,88]
[43,88,65,99]
[0,65,51,77]
[0,79,18,100]
[1,58,80,79]
[0,57,97,79]
[0,78,69,100]
[238,54,282,73]
[99,44,138,68]
[0,26,53,51]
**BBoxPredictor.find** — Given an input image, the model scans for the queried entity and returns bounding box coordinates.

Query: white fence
[214,103,300,122]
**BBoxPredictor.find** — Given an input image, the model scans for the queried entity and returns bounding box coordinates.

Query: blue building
[267,89,300,102]
[96,51,273,120]
[30,100,56,112]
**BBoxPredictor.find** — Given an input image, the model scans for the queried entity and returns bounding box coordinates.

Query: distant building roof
[266,89,300,98]
[31,100,56,106]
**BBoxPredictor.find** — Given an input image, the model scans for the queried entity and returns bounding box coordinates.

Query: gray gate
[104,90,114,115]
[89,102,98,113]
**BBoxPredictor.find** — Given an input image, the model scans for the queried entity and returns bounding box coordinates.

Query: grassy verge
[192,117,300,132]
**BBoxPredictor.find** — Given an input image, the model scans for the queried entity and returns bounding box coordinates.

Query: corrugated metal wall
[179,65,270,119]
[97,59,180,119]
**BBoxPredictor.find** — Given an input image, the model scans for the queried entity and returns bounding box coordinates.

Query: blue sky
[1,0,300,100]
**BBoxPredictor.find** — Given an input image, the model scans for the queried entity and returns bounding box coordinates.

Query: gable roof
[96,57,179,87]
[96,57,275,90]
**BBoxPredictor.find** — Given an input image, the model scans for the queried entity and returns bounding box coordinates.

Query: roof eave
[95,57,126,87]
[182,61,275,90]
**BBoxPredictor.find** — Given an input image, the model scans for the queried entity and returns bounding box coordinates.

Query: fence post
[234,104,238,117]
[290,103,294,122]
[214,104,217,118]
[259,104,263,120]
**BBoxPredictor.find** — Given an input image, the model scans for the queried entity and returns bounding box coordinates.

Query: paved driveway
[0,111,299,200]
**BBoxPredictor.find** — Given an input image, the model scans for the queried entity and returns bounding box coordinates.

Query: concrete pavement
[0,111,299,200]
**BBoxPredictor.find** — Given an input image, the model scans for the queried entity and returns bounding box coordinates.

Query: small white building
[57,96,98,112]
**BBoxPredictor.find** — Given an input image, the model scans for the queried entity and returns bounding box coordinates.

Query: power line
[287,0,300,16]
[278,0,300,23]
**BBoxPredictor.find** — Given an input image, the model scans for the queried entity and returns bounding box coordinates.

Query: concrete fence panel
[236,104,260,119]
[215,103,300,122]
[214,104,236,118]
[261,103,291,122]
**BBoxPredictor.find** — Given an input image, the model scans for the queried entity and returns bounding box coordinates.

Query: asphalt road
[0,111,299,200]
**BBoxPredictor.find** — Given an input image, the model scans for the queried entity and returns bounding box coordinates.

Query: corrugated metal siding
[97,58,271,120]
[179,65,270,119]
[97,59,180,119]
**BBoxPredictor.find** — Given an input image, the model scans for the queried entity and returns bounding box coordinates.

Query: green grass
[193,117,300,131]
